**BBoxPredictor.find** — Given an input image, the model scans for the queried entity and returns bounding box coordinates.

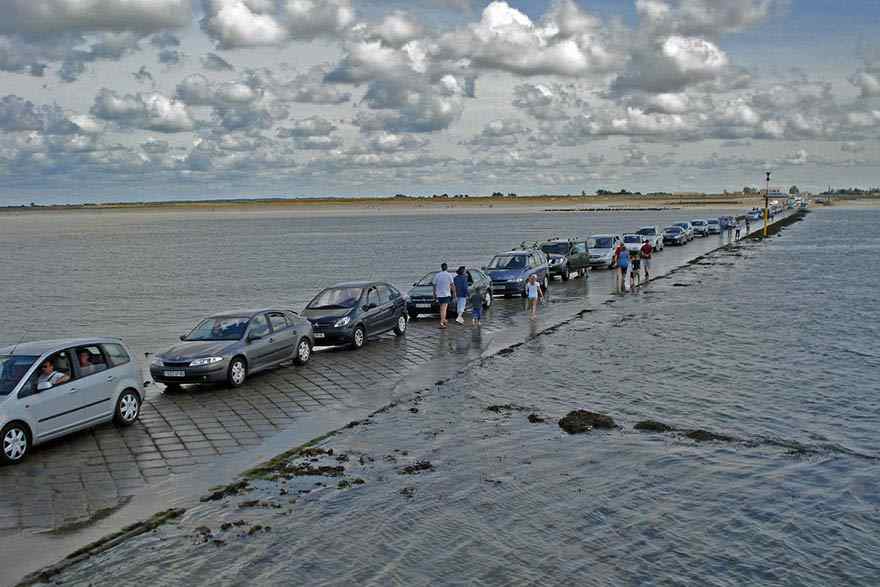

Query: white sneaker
[455,316,465,324]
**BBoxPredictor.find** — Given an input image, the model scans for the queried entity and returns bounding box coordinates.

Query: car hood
[302,308,353,322]
[158,340,238,360]
[590,248,613,256]
[548,254,565,263]
[407,285,435,298]
[485,268,524,281]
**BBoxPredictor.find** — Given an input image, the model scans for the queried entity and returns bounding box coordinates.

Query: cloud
[133,65,154,84]
[91,88,195,132]
[463,118,529,147]
[243,66,351,104]
[841,141,866,154]
[849,67,880,98]
[636,0,780,36]
[1,0,193,35]
[0,95,78,134]
[58,31,143,82]
[200,0,354,48]
[512,83,580,120]
[437,0,619,77]
[158,49,184,65]
[201,52,235,71]
[612,35,730,94]
[368,11,424,47]
[355,132,430,153]
[276,116,337,137]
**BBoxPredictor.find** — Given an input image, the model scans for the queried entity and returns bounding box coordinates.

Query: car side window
[573,242,587,254]
[29,350,74,394]
[366,288,380,307]
[73,345,109,378]
[103,343,131,367]
[268,312,288,332]
[250,315,271,338]
[376,286,391,304]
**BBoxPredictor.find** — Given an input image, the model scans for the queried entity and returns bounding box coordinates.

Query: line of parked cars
[1,211,767,464]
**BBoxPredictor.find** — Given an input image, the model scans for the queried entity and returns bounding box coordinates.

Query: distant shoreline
[2,193,876,216]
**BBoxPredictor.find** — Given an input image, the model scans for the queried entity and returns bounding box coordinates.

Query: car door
[267,311,296,364]
[569,242,586,272]
[243,314,274,371]
[70,344,116,423]
[360,287,384,335]
[24,350,92,441]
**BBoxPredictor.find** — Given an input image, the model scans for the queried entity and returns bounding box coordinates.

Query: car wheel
[293,338,312,365]
[561,267,570,281]
[542,276,549,290]
[1,422,30,465]
[393,314,407,336]
[227,356,247,387]
[352,325,366,349]
[484,290,493,307]
[114,390,141,426]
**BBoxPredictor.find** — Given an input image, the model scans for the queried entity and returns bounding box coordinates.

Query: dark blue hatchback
[483,250,550,297]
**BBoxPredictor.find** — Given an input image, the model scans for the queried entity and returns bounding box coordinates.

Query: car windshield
[186,317,250,341]
[707,219,719,224]
[665,227,682,233]
[488,255,527,270]
[637,228,655,236]
[674,223,689,228]
[589,237,613,249]
[692,220,705,225]
[308,287,364,310]
[540,243,569,255]
[623,235,642,243]
[0,355,39,395]
[415,272,438,286]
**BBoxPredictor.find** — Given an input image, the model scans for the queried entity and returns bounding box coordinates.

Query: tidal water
[43,208,880,586]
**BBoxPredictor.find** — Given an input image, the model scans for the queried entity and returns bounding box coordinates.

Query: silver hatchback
[0,338,145,464]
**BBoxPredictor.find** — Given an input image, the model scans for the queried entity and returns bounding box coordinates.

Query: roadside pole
[763,170,771,237]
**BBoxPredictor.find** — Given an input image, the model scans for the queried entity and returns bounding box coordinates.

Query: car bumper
[150,362,228,384]
[491,282,524,295]
[311,325,356,345]
[588,257,612,267]
[408,300,440,315]
[548,265,566,276]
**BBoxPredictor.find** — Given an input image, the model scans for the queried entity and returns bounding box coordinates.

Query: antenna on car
[7,331,30,357]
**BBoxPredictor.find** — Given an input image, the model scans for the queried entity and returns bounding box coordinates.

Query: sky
[0,0,878,204]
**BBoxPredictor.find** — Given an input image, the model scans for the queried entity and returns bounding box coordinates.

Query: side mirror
[179,334,187,341]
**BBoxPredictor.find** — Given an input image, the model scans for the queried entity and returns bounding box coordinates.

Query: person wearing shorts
[525,274,543,318]
[616,246,630,292]
[630,249,641,288]
[640,240,653,280]
[433,262,456,329]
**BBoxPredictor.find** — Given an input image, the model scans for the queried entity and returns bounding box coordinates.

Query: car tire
[227,356,247,387]
[1,422,31,465]
[293,338,312,365]
[352,325,366,349]
[542,276,549,290]
[561,267,570,281]
[484,290,493,307]
[114,389,141,427]
[393,314,407,336]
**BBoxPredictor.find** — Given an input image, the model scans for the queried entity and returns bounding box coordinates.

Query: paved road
[0,212,794,585]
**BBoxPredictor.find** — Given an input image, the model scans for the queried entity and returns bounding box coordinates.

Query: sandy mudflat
[0,194,774,218]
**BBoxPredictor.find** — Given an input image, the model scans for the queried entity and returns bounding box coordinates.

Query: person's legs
[439,300,448,327]
[456,297,466,323]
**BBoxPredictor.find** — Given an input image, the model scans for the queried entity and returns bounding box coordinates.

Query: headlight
[189,357,224,367]
[150,357,164,367]
[514,277,525,282]
[334,316,352,328]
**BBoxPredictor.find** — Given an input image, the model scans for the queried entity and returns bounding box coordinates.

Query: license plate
[163,370,185,378]
[314,332,325,339]
[416,303,432,309]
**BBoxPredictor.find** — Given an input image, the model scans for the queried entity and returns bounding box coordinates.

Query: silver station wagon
[0,338,144,464]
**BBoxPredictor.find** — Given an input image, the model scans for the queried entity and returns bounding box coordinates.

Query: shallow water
[47,209,880,586]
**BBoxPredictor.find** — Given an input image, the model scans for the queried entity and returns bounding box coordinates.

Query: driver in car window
[37,359,69,391]
[78,350,97,377]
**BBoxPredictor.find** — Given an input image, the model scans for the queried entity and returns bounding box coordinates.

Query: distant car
[748,208,763,221]
[719,216,737,231]
[672,222,695,241]
[151,308,314,389]
[691,219,710,237]
[407,268,493,318]
[622,234,647,254]
[588,234,623,269]
[484,250,550,296]
[303,282,407,349]
[706,219,722,234]
[663,226,687,246]
[539,238,591,281]
[635,226,664,251]
[0,338,144,464]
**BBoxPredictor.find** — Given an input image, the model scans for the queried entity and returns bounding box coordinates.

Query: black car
[150,308,314,389]
[302,281,408,349]
[539,238,591,281]
[406,268,493,318]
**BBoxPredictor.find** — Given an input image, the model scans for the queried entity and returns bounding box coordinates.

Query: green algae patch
[242,430,339,481]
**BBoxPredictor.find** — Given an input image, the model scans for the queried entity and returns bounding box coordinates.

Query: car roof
[589,234,618,238]
[325,281,385,289]
[209,308,279,319]
[0,337,125,356]
[496,250,533,256]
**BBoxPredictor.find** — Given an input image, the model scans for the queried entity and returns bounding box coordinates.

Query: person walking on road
[526,274,543,318]
[630,248,641,288]
[433,262,456,329]
[735,221,742,241]
[640,239,653,281]
[453,266,469,325]
[616,246,631,293]
[745,218,751,235]
[469,286,483,326]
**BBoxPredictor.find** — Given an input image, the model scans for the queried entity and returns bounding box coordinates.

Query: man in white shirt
[37,360,69,391]
[432,262,456,329]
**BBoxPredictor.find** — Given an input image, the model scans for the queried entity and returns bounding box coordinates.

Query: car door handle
[68,387,79,393]
[106,375,116,382]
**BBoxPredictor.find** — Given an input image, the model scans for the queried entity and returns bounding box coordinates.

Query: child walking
[470,287,483,326]
[526,274,544,318]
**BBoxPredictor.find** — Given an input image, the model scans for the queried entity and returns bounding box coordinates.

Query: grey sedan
[150,308,314,389]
